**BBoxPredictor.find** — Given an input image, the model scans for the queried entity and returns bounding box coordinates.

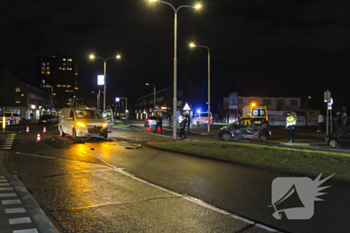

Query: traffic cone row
[43,126,46,133]
[37,133,41,142]
[26,126,29,133]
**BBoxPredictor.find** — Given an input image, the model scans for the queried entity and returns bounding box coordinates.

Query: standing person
[335,112,342,132]
[286,112,297,143]
[154,116,163,134]
[317,113,324,132]
[179,112,187,139]
[186,112,191,135]
[342,112,348,130]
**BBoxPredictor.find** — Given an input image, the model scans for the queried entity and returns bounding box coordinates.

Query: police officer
[186,111,191,134]
[154,116,163,134]
[179,112,187,139]
[286,112,297,143]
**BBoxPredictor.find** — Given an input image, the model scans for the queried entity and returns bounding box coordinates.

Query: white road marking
[0,193,17,197]
[2,199,21,205]
[13,229,39,233]
[15,152,281,232]
[0,176,4,178]
[0,187,13,191]
[5,207,26,214]
[9,217,32,225]
[0,183,10,186]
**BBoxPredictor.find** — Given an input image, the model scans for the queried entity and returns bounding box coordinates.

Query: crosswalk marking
[0,193,17,197]
[0,183,10,186]
[2,199,21,205]
[9,217,32,225]
[13,229,39,233]
[0,133,16,150]
[0,187,13,191]
[5,207,26,214]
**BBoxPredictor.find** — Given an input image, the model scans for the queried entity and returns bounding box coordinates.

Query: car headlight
[77,122,85,127]
[103,123,108,128]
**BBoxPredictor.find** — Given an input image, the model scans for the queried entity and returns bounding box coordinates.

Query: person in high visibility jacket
[286,112,297,143]
[179,112,187,139]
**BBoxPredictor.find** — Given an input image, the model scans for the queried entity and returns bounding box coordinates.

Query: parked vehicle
[192,112,213,127]
[144,116,157,127]
[38,115,58,124]
[218,118,271,141]
[58,108,111,139]
[325,126,350,148]
[0,112,21,125]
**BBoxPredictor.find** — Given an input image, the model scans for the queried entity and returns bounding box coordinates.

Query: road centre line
[15,152,281,232]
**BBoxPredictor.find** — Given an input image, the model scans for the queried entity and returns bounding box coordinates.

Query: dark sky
[2,0,350,110]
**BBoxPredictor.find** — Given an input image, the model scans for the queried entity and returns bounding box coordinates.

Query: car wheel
[260,132,269,141]
[329,139,339,148]
[223,132,231,141]
[72,128,77,138]
[59,126,65,137]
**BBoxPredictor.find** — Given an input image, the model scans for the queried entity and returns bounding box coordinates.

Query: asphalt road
[1,122,350,232]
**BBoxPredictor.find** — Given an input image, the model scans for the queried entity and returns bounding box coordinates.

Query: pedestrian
[186,112,191,134]
[286,112,297,143]
[179,111,187,139]
[154,116,163,134]
[342,112,348,130]
[317,113,324,132]
[335,112,342,132]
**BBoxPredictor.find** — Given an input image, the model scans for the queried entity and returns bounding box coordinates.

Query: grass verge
[113,122,130,127]
[147,141,350,182]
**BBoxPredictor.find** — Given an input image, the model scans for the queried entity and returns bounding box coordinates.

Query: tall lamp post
[190,43,211,133]
[146,83,156,115]
[150,0,202,141]
[89,54,121,112]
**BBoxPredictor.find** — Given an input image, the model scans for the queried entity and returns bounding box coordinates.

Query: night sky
[2,0,350,112]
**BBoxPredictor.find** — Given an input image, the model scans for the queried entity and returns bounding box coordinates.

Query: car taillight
[147,119,150,122]
[266,116,268,121]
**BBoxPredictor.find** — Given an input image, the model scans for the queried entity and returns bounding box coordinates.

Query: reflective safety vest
[178,115,184,124]
[286,115,297,127]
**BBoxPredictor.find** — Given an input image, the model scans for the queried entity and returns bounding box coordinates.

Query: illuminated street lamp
[89,54,121,112]
[115,97,128,121]
[190,42,211,133]
[149,0,202,141]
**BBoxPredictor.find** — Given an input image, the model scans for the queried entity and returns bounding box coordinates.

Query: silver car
[144,116,157,127]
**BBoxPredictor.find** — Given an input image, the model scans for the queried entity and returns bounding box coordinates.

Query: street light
[146,83,156,115]
[89,54,121,112]
[149,0,202,141]
[190,42,211,133]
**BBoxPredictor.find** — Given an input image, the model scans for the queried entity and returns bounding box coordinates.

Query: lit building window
[15,87,20,92]
[62,68,66,70]
[46,71,50,75]
[47,63,50,66]
[57,85,61,87]
[75,73,78,75]
[15,99,20,104]
[75,87,79,90]
[62,85,66,87]
[67,58,72,62]
[21,94,24,96]
[46,67,50,70]
[42,67,45,71]
[62,58,66,61]
[58,67,62,70]
[67,85,71,88]
[62,63,66,66]
[42,80,45,83]
[41,71,45,74]
[53,93,56,96]
[42,63,45,66]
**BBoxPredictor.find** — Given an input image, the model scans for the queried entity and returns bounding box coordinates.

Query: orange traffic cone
[43,126,46,134]
[37,133,41,142]
[26,126,29,133]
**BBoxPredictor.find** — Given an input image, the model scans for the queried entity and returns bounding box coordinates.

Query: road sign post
[324,90,332,135]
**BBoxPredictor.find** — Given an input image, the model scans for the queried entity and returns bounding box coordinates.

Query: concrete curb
[144,142,349,185]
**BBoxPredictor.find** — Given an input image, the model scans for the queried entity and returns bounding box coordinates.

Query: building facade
[37,55,79,108]
[0,69,52,119]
